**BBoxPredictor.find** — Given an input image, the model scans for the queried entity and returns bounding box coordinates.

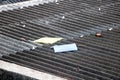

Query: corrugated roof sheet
[0,0,120,80]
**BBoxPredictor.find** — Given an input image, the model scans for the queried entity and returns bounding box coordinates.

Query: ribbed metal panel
[0,34,38,57]
[0,0,120,80]
[0,0,60,12]
[1,0,120,40]
[0,0,118,23]
[1,29,120,80]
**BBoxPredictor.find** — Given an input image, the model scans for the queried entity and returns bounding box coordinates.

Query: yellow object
[33,37,63,44]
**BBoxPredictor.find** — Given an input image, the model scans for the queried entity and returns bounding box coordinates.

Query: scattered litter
[62,16,65,19]
[20,21,24,24]
[33,37,63,44]
[20,6,23,9]
[80,35,84,37]
[22,25,26,27]
[55,0,58,2]
[108,28,113,31]
[56,2,59,4]
[20,38,26,41]
[32,46,37,50]
[95,33,102,37]
[52,43,78,53]
[45,21,50,24]
[98,8,101,11]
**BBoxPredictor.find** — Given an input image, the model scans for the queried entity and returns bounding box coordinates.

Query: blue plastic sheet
[52,43,78,53]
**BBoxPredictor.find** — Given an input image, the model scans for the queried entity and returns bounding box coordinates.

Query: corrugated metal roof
[1,0,120,40]
[1,29,120,80]
[0,0,120,80]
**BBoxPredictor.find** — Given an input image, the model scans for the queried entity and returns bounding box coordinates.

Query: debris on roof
[0,0,120,80]
[52,43,78,53]
[33,37,63,44]
[95,33,102,37]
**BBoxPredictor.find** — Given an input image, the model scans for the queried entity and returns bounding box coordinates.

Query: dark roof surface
[0,0,120,80]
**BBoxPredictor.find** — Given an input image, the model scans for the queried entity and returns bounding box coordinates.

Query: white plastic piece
[62,16,65,19]
[108,28,113,31]
[80,35,84,37]
[98,8,101,11]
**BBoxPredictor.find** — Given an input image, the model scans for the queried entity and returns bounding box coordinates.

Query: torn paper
[33,37,63,44]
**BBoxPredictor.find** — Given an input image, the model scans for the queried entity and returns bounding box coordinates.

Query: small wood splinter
[95,33,102,37]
